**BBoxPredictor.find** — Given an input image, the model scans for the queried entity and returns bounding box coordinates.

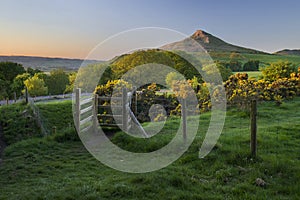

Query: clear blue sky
[1,0,300,59]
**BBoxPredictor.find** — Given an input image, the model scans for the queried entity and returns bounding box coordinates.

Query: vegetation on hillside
[0,62,76,99]
[0,98,299,199]
[0,103,41,145]
[0,48,299,199]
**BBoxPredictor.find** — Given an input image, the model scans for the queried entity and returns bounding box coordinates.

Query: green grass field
[234,71,262,79]
[0,98,299,199]
[208,52,300,66]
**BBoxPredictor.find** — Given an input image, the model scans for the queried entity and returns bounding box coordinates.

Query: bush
[0,104,41,145]
[243,60,259,71]
[262,61,297,81]
[224,70,300,109]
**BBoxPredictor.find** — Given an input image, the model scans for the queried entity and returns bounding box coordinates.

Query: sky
[1,0,300,60]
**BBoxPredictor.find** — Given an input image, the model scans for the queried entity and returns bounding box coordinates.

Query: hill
[161,30,266,54]
[0,55,101,72]
[275,49,300,56]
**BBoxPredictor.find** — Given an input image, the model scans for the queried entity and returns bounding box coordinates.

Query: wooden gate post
[250,99,257,157]
[75,88,81,130]
[93,94,98,128]
[182,98,187,142]
[52,126,57,134]
[25,87,28,104]
[122,88,128,132]
[14,92,17,103]
[132,86,137,115]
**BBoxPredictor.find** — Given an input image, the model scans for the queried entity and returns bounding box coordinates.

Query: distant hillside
[275,49,300,56]
[0,56,102,71]
[161,30,266,54]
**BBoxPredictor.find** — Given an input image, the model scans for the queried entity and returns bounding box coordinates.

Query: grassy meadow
[209,52,300,66]
[0,98,299,199]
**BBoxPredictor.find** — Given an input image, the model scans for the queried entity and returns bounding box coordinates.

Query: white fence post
[75,88,81,131]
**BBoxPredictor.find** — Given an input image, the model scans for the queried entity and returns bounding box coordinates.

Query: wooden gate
[74,87,137,133]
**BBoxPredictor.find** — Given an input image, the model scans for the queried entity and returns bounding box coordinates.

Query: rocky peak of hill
[191,30,210,43]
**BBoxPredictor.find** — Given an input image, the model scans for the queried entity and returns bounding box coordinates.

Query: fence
[0,88,73,136]
[74,88,134,133]
[27,95,49,135]
[74,87,149,137]
[0,90,72,106]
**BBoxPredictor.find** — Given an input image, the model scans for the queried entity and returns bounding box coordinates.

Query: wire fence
[221,99,300,157]
[27,94,50,136]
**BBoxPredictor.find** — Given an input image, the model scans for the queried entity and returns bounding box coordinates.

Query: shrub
[262,61,297,81]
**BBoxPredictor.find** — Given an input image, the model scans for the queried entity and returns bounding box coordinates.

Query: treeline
[215,60,260,72]
[94,60,299,122]
[0,62,75,99]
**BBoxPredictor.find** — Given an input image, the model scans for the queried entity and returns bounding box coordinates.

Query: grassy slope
[208,52,300,66]
[36,100,74,132]
[0,103,41,145]
[0,99,299,199]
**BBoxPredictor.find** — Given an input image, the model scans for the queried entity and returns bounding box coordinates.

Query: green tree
[203,62,232,81]
[228,61,243,72]
[165,72,184,88]
[243,60,259,71]
[0,77,8,99]
[24,74,48,96]
[262,61,297,81]
[26,67,41,76]
[11,73,31,97]
[65,72,77,93]
[0,62,25,98]
[0,62,25,82]
[45,69,69,95]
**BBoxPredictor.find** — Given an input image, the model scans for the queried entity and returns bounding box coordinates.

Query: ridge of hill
[0,55,101,71]
[161,29,267,54]
[275,49,300,56]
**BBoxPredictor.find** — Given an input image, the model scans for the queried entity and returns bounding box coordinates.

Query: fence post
[25,87,28,104]
[14,92,17,103]
[75,88,81,131]
[182,98,187,142]
[122,87,128,132]
[93,94,98,128]
[250,99,257,157]
[132,86,137,115]
[52,126,57,134]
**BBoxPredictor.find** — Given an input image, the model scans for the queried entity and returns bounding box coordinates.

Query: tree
[0,77,8,99]
[262,61,297,81]
[24,74,48,96]
[0,62,25,98]
[65,72,77,93]
[243,60,259,71]
[202,62,233,81]
[0,62,25,82]
[45,69,69,95]
[26,67,41,76]
[165,72,184,88]
[11,73,31,97]
[228,61,243,72]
